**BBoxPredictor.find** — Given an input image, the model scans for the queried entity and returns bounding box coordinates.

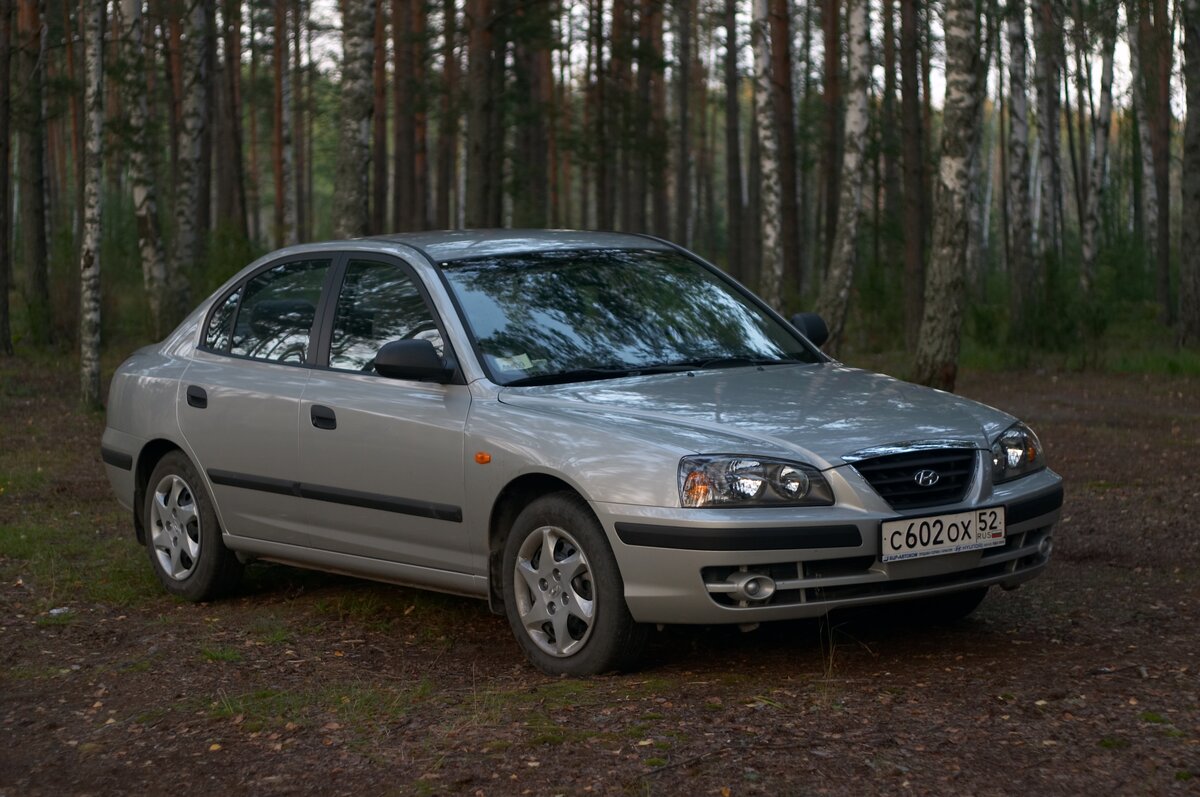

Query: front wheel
[143,451,243,601]
[502,492,647,675]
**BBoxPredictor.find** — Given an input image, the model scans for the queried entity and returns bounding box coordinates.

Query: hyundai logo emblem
[913,469,940,487]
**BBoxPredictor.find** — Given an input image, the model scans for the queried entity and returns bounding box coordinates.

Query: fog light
[1039,536,1054,558]
[730,572,776,602]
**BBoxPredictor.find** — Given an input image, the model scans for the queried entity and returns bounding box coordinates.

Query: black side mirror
[790,312,829,348]
[373,339,453,382]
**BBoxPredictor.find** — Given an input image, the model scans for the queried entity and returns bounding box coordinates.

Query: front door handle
[310,404,337,430]
[186,385,207,409]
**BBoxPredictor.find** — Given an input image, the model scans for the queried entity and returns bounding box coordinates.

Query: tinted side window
[328,260,442,372]
[230,259,330,363]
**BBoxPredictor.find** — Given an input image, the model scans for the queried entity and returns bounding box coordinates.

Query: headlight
[678,455,834,508]
[991,422,1045,483]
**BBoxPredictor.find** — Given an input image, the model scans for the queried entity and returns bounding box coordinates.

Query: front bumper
[593,465,1063,625]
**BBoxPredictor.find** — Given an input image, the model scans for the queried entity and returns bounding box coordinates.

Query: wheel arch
[132,439,187,544]
[486,473,586,613]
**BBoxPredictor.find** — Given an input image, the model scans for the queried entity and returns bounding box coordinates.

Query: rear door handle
[186,385,207,409]
[310,404,337,430]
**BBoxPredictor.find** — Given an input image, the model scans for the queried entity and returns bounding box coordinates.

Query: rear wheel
[502,492,647,675]
[143,451,242,601]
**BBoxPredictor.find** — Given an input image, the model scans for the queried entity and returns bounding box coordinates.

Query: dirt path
[1,360,1197,796]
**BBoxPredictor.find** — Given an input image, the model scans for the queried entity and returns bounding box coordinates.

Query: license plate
[881,507,1005,563]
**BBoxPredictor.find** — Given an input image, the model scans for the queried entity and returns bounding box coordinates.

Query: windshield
[440,248,820,386]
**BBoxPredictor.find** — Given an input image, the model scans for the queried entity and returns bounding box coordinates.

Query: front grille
[850,448,976,510]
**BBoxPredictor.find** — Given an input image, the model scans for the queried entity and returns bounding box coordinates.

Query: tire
[143,451,243,601]
[914,586,989,625]
[501,492,648,675]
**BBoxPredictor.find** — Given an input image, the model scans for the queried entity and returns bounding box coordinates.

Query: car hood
[496,363,1016,469]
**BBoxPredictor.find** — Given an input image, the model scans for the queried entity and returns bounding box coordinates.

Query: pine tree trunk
[274,0,296,245]
[412,0,428,230]
[464,0,494,227]
[512,0,552,228]
[675,0,693,244]
[913,0,982,391]
[1006,0,1035,334]
[1139,0,1174,322]
[881,0,900,268]
[752,0,782,307]
[0,0,12,355]
[371,0,387,233]
[816,0,870,350]
[16,0,49,343]
[648,0,668,235]
[332,0,374,238]
[216,0,248,239]
[1080,25,1115,294]
[79,0,102,406]
[436,0,458,229]
[290,0,305,240]
[121,0,169,338]
[723,0,742,280]
[247,2,261,244]
[1183,0,1200,343]
[900,0,924,348]
[769,0,800,293]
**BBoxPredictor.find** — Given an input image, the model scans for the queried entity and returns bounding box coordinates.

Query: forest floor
[0,354,1197,796]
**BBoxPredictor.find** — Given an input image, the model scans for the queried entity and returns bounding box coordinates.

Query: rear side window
[204,288,241,351]
[227,259,331,363]
[328,259,442,372]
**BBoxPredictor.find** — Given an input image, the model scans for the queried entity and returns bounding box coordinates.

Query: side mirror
[373,339,454,382]
[790,312,829,348]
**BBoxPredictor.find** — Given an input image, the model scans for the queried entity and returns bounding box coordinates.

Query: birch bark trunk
[1127,2,1158,266]
[1006,0,1035,332]
[121,0,170,338]
[1080,26,1115,293]
[332,0,375,238]
[913,0,982,391]
[815,0,870,350]
[79,0,103,406]
[751,0,782,308]
[173,0,207,310]
[1031,0,1060,257]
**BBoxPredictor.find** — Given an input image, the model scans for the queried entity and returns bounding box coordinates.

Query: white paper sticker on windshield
[493,353,533,371]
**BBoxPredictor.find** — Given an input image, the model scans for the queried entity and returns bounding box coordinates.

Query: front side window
[229,259,330,363]
[328,259,443,372]
[440,249,818,385]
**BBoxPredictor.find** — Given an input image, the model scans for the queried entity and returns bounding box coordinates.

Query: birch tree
[816,0,870,350]
[121,0,170,338]
[1006,0,1035,332]
[1080,23,1116,293]
[332,0,375,238]
[1182,0,1200,343]
[1031,0,1061,256]
[174,0,207,300]
[79,0,103,406]
[914,0,982,391]
[752,0,782,307]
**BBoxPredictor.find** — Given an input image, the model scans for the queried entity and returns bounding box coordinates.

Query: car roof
[366,229,675,264]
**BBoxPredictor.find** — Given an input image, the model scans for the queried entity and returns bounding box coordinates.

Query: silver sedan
[101,231,1062,675]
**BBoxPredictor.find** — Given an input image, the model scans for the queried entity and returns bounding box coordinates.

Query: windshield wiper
[505,366,647,387]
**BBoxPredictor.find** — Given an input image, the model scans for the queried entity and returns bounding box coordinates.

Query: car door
[297,255,473,573]
[179,256,335,547]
